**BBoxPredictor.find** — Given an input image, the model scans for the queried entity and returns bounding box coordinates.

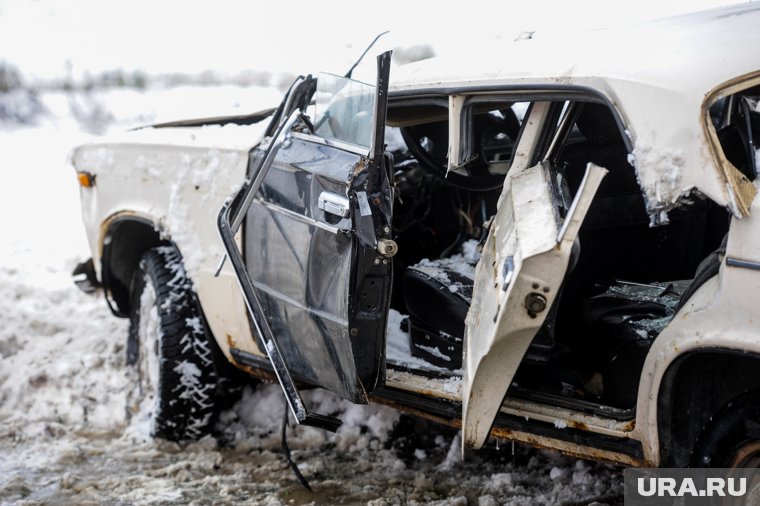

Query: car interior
[382,93,750,416]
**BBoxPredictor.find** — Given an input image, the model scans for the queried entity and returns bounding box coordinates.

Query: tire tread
[128,246,218,441]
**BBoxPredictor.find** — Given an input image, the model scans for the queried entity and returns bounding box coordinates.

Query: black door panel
[221,54,392,426]
[244,136,388,402]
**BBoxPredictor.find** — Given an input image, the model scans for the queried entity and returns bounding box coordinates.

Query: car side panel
[71,126,267,362]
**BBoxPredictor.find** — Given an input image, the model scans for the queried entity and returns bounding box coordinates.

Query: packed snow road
[0,87,623,505]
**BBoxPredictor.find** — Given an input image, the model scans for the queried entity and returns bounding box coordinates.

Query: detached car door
[218,53,394,429]
[461,100,608,450]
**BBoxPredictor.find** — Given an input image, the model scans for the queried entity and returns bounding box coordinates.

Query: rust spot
[351,157,368,177]
[369,396,461,429]
[489,426,642,467]
[370,395,642,467]
[226,334,237,350]
[567,420,589,431]
[226,358,279,384]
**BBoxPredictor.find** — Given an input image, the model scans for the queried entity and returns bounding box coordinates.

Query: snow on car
[68,2,760,471]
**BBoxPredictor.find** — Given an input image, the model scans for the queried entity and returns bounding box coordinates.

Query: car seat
[403,250,557,370]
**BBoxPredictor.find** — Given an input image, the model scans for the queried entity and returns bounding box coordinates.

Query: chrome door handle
[318,192,350,218]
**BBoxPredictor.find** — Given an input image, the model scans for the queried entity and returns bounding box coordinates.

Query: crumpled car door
[462,101,608,450]
[218,52,394,431]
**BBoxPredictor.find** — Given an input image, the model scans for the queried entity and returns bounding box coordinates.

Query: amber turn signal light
[77,171,96,188]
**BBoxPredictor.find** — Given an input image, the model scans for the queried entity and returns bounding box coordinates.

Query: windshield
[314,72,375,148]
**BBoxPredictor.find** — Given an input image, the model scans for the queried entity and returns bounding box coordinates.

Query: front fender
[72,126,268,362]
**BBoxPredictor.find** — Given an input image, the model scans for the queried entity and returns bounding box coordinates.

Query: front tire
[126,246,217,441]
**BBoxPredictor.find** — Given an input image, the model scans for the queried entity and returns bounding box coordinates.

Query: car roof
[391,3,760,98]
[390,3,760,218]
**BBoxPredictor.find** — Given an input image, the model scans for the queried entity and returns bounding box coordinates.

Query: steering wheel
[399,108,520,192]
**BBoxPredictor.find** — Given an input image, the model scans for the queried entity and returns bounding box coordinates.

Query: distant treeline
[0,62,23,93]
[0,61,296,93]
[0,44,434,94]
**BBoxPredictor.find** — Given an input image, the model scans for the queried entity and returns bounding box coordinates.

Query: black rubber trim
[508,389,635,422]
[726,257,760,271]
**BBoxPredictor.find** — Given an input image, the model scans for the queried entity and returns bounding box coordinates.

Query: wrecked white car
[71,4,760,468]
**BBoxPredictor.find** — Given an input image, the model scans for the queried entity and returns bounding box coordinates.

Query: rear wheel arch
[656,348,760,467]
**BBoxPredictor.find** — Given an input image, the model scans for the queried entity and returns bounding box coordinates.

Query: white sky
[0,0,750,82]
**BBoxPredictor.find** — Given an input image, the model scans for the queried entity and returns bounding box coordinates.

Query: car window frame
[701,71,760,217]
[446,88,632,175]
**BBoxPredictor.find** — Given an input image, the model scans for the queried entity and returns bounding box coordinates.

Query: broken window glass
[313,73,376,148]
[710,84,760,181]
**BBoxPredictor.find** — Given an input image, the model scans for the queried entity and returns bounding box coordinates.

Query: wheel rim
[726,444,760,506]
[729,440,760,468]
[133,278,161,433]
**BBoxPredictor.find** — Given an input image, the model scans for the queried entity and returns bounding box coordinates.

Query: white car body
[71,3,760,467]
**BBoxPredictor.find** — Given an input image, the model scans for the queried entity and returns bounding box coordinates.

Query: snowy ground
[0,86,624,505]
